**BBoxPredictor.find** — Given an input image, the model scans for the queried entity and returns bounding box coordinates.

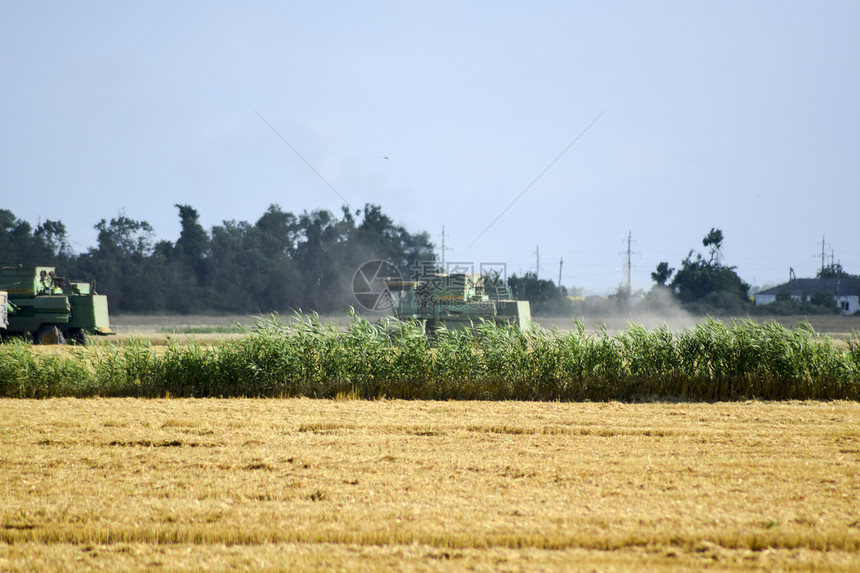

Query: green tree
[294,209,349,311]
[93,215,154,258]
[809,291,837,310]
[290,204,435,312]
[651,262,674,286]
[0,203,438,315]
[173,204,210,283]
[247,205,303,311]
[507,272,571,315]
[205,220,257,312]
[78,214,160,311]
[817,263,857,279]
[0,210,70,267]
[668,229,750,312]
[205,206,304,312]
[255,204,300,259]
[351,204,435,273]
[702,227,724,265]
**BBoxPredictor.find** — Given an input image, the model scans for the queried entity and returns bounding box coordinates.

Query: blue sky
[2,2,858,293]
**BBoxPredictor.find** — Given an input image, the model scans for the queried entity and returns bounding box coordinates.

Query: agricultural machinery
[0,266,114,344]
[385,272,531,332]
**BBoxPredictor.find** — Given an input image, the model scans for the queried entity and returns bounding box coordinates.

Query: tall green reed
[0,315,857,401]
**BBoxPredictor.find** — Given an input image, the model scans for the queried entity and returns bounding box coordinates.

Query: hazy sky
[2,2,858,293]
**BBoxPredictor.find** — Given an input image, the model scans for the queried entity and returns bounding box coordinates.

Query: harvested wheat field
[1,399,859,571]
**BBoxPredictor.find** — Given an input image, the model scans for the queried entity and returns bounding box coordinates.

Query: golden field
[1,399,859,571]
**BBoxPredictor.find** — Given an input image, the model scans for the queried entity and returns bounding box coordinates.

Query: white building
[754,278,860,315]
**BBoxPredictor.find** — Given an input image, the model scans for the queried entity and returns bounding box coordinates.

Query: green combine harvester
[385,272,531,333]
[0,266,113,344]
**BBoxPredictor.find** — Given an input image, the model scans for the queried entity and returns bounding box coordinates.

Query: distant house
[754,278,860,315]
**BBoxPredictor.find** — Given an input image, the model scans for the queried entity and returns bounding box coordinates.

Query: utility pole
[534,245,540,278]
[558,257,563,291]
[821,234,827,274]
[441,226,446,269]
[439,226,453,270]
[618,230,639,293]
[626,231,633,292]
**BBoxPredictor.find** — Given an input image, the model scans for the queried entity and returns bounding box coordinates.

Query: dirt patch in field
[537,313,860,339]
[97,312,860,350]
[110,312,860,337]
[109,313,259,334]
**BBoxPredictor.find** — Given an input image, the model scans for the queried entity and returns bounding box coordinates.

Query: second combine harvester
[385,272,531,333]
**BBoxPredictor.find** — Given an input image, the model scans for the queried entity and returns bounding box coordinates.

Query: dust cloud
[534,287,699,335]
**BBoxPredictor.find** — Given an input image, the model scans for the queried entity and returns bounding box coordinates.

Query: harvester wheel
[35,325,66,345]
[69,329,90,346]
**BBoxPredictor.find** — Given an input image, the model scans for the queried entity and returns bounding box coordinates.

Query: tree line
[0,204,435,314]
[2,207,852,316]
[648,228,857,315]
[500,228,856,316]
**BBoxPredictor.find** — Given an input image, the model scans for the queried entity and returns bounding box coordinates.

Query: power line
[254,110,353,209]
[465,108,608,251]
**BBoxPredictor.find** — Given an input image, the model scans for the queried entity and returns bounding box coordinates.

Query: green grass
[1,313,858,400]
